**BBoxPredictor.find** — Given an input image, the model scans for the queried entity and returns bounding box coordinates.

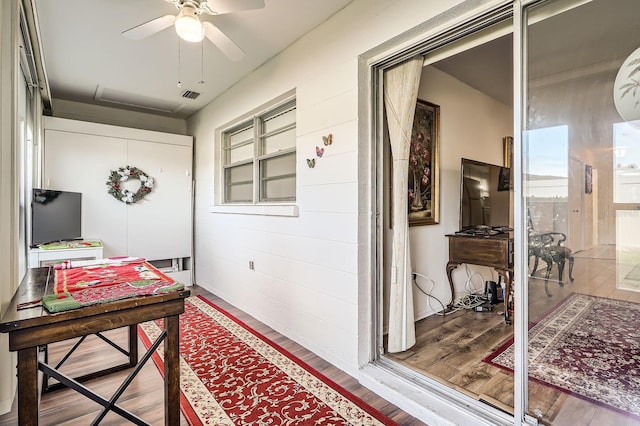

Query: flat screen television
[459,158,511,232]
[31,188,82,247]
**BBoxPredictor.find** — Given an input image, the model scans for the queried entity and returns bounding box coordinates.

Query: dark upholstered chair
[529,232,574,297]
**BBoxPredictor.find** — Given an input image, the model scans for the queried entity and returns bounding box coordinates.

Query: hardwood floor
[387,245,640,426]
[0,285,425,425]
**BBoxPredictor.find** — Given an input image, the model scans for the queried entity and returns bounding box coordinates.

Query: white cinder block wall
[188,0,466,371]
[187,0,512,422]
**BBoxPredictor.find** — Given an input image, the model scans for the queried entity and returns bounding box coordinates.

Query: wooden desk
[446,233,514,324]
[0,267,190,425]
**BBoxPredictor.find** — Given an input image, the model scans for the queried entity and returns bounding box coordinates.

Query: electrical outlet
[249,260,255,270]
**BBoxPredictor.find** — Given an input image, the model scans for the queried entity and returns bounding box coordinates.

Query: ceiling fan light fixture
[175,5,204,43]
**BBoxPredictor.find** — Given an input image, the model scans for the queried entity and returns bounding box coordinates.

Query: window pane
[225,164,253,202]
[260,153,295,200]
[262,176,296,201]
[226,124,254,164]
[262,108,295,133]
[613,122,640,203]
[229,142,254,163]
[226,163,252,184]
[229,125,253,147]
[262,128,296,155]
[261,152,295,178]
[525,125,568,235]
[226,183,253,202]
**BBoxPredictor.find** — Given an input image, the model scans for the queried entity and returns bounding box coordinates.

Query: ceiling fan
[122,0,265,61]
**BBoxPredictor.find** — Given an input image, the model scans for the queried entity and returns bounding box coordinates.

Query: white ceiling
[33,0,354,119]
[433,0,640,108]
[33,0,640,121]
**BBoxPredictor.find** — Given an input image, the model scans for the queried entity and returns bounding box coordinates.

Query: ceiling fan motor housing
[172,0,215,15]
[175,3,204,42]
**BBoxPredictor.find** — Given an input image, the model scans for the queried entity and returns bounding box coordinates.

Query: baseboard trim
[0,393,14,416]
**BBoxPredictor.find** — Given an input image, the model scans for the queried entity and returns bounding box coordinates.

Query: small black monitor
[31,189,82,247]
[459,158,511,231]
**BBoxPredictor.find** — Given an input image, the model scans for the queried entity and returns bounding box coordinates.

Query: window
[222,100,296,203]
[613,121,640,203]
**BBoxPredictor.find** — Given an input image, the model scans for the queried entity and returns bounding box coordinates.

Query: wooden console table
[446,233,514,324]
[0,267,190,425]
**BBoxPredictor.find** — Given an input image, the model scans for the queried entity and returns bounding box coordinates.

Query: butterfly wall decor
[308,133,334,170]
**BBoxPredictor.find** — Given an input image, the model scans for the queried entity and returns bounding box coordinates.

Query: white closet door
[44,129,128,257]
[126,139,192,261]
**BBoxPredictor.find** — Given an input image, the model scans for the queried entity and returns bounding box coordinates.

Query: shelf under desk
[445,233,514,324]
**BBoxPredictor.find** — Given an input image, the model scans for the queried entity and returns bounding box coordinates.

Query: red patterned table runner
[54,261,165,294]
[43,261,184,313]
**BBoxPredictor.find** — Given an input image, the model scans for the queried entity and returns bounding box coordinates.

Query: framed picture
[585,164,593,194]
[408,99,439,226]
[503,136,514,190]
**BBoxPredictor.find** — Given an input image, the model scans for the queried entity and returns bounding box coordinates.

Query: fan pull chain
[198,39,205,84]
[177,39,182,89]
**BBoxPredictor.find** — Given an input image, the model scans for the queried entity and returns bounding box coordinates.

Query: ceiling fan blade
[204,0,265,14]
[122,15,176,40]
[203,22,246,61]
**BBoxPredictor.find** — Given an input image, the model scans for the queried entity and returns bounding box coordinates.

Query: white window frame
[211,91,299,217]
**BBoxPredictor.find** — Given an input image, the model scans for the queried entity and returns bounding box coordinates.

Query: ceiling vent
[95,86,183,113]
[182,90,200,100]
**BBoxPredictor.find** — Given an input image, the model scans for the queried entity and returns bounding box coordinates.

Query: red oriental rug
[138,296,397,425]
[484,293,640,419]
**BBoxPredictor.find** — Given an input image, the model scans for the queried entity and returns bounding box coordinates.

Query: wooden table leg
[445,261,460,309]
[164,314,180,425]
[498,269,513,325]
[128,324,138,367]
[17,347,38,426]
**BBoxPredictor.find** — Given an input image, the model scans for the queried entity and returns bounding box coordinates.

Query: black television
[459,158,511,232]
[31,188,82,247]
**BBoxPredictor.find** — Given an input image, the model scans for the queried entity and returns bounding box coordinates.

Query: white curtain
[383,56,423,353]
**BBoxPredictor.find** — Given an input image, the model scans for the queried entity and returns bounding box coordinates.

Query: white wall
[409,66,512,319]
[188,0,471,374]
[42,117,193,263]
[0,0,19,414]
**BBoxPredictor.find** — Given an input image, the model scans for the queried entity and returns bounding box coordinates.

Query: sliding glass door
[371,0,640,423]
[523,0,640,423]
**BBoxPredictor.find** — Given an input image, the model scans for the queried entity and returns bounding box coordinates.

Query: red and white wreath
[106,166,154,204]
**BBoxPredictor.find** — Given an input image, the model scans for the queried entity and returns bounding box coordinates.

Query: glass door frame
[366,0,566,424]
[513,0,528,424]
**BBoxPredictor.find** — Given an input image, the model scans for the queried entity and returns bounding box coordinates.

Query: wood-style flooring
[387,245,640,426]
[0,286,425,425]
